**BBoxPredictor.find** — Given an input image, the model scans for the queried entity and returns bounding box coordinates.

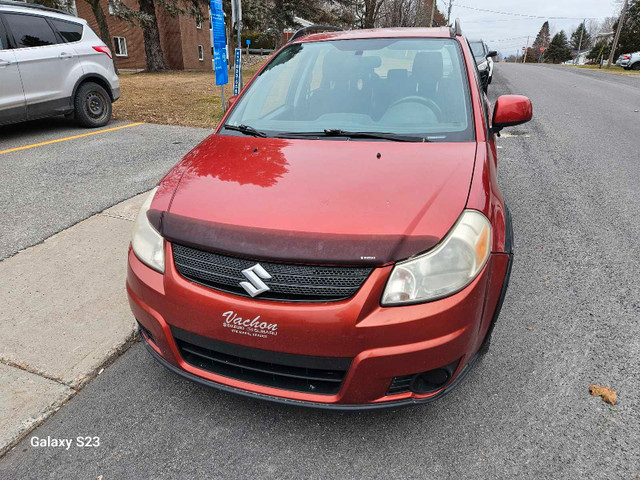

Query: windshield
[223,38,474,142]
[470,41,485,59]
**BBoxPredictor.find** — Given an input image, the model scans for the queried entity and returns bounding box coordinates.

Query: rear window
[470,42,485,59]
[50,18,83,43]
[3,13,58,48]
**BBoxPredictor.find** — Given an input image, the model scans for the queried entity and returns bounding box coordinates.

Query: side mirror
[226,95,238,111]
[492,95,532,133]
[486,50,498,59]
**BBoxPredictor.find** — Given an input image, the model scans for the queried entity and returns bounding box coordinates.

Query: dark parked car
[469,39,496,90]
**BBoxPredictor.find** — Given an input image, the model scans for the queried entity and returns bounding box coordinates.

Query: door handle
[59,52,74,59]
[0,59,10,67]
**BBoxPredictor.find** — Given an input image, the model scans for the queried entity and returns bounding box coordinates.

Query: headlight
[131,187,164,273]
[381,210,491,306]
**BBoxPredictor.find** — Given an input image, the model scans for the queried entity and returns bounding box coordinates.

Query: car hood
[154,135,477,266]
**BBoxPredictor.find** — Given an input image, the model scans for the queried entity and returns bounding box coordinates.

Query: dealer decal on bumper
[222,310,278,338]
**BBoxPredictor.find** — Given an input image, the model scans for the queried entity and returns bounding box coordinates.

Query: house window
[108,3,114,14]
[198,45,204,61]
[196,14,202,29]
[113,36,127,57]
[208,6,212,29]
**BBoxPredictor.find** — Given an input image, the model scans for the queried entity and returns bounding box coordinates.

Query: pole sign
[234,48,242,95]
[210,0,228,86]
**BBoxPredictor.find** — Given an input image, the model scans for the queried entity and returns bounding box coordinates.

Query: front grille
[172,327,351,395]
[172,243,372,302]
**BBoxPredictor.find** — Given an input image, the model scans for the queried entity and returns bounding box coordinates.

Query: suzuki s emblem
[239,264,272,297]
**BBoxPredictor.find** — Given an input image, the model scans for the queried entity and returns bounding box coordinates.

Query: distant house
[74,0,214,71]
[570,49,590,65]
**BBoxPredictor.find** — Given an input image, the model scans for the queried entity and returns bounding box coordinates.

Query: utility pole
[522,36,530,64]
[608,0,628,67]
[574,19,585,65]
[429,0,436,27]
[446,0,454,25]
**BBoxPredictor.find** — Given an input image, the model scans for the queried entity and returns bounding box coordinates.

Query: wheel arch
[72,74,115,102]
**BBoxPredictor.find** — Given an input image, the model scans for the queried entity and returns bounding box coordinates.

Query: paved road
[1,64,639,479]
[0,118,210,259]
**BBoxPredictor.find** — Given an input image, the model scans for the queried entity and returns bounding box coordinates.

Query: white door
[2,12,82,118]
[0,18,25,124]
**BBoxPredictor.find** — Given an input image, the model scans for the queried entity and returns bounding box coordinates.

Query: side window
[3,13,58,48]
[50,19,83,43]
[467,41,490,131]
[0,19,7,50]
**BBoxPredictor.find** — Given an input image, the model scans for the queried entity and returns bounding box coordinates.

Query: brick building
[74,0,214,70]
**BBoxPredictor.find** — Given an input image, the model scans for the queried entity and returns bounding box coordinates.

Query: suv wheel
[632,62,640,71]
[74,82,112,128]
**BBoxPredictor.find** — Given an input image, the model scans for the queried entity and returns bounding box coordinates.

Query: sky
[440,0,622,55]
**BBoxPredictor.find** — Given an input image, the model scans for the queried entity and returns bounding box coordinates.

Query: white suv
[0,0,119,128]
[616,52,640,71]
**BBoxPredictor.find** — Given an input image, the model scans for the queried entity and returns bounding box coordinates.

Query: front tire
[74,82,112,128]
[631,63,640,71]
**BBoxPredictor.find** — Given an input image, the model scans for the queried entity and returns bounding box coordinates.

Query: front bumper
[127,244,511,408]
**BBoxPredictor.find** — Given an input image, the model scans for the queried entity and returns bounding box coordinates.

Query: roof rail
[0,0,69,14]
[288,25,343,43]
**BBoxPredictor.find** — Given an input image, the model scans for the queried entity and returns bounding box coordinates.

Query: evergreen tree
[531,21,551,51]
[544,31,572,63]
[613,0,640,56]
[570,22,591,50]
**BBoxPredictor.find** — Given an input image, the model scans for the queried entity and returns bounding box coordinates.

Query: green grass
[565,64,640,76]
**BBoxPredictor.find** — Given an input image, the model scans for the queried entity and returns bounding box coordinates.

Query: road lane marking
[0,122,144,155]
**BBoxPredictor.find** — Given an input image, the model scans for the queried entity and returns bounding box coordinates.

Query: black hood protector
[148,210,439,267]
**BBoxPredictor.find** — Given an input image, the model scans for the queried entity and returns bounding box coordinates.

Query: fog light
[411,369,450,394]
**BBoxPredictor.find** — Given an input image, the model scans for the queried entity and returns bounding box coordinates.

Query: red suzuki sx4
[127,24,532,409]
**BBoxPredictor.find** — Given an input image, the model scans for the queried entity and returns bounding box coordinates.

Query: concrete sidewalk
[0,192,148,456]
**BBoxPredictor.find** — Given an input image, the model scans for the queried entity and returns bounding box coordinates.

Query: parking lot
[0,118,210,259]
[0,63,638,478]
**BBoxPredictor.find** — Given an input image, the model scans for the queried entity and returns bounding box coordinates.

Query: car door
[2,12,82,119]
[0,15,26,125]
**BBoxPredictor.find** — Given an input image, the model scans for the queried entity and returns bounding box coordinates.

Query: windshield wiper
[277,129,429,142]
[223,124,267,138]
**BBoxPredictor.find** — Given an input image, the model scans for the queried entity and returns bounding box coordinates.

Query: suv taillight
[624,55,631,59]
[93,46,113,59]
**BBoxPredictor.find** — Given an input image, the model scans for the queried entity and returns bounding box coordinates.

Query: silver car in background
[616,52,640,71]
[0,0,119,127]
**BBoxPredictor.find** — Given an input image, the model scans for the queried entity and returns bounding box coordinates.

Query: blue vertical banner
[210,0,228,86]
[233,48,242,95]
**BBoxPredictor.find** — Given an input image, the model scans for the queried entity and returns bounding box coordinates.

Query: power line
[454,3,605,20]
[486,35,530,42]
